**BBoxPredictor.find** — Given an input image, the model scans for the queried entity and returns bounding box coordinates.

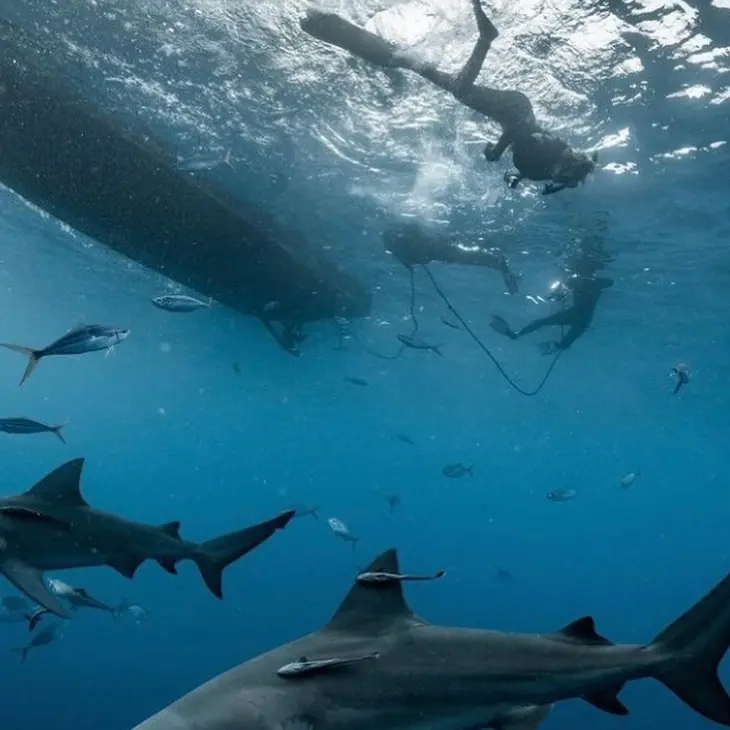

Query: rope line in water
[421,264,562,397]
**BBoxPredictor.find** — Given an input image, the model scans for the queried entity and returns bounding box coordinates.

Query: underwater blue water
[0,1,730,729]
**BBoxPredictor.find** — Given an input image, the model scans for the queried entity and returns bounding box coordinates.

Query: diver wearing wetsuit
[383,220,520,294]
[491,272,613,353]
[300,0,597,195]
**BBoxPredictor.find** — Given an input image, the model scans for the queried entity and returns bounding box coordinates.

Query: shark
[131,548,730,730]
[0,458,294,618]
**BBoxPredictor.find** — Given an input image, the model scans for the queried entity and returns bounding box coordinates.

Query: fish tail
[674,380,682,395]
[52,424,67,444]
[10,646,28,663]
[467,465,474,476]
[112,599,129,620]
[310,507,320,521]
[0,344,41,386]
[648,569,730,725]
[223,148,235,169]
[193,510,294,598]
[433,345,444,357]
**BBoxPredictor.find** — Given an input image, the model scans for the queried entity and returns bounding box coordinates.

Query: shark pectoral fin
[109,556,144,580]
[0,560,70,619]
[583,685,629,715]
[555,616,613,646]
[157,558,178,575]
[0,506,71,530]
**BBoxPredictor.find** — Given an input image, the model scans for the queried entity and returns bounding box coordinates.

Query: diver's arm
[542,182,567,196]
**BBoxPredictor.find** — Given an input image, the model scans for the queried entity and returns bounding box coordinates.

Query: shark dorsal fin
[556,616,613,646]
[158,521,182,540]
[326,548,413,633]
[24,458,88,508]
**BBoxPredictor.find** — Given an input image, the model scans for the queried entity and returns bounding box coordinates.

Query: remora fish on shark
[131,548,730,729]
[0,458,294,618]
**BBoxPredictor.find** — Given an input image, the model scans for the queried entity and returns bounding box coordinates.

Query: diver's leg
[517,309,575,337]
[300,9,402,68]
[450,0,499,94]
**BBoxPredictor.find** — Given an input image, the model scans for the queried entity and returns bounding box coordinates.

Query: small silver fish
[442,463,473,478]
[151,294,211,313]
[0,417,66,443]
[328,517,359,549]
[114,600,149,623]
[277,653,380,678]
[356,570,445,585]
[397,334,443,356]
[671,363,690,395]
[177,149,234,172]
[619,471,641,489]
[11,621,64,663]
[0,324,130,385]
[546,488,576,502]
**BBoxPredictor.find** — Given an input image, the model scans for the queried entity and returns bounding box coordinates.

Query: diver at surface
[383,220,521,294]
[490,255,613,353]
[300,0,597,195]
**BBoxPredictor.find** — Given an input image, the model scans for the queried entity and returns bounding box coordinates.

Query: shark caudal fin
[193,510,295,598]
[649,571,730,726]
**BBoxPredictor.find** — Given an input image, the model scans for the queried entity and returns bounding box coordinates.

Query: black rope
[351,329,405,360]
[422,264,562,397]
[407,266,420,336]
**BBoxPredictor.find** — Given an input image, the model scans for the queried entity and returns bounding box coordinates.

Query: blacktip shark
[132,548,730,730]
[0,458,295,618]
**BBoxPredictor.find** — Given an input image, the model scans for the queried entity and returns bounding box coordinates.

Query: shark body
[0,458,294,618]
[130,548,730,729]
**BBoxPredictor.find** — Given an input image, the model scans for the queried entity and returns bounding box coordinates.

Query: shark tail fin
[193,510,295,599]
[0,344,41,386]
[649,571,730,725]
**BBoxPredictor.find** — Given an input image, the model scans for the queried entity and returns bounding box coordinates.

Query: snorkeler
[490,266,613,353]
[300,0,597,195]
[383,220,521,294]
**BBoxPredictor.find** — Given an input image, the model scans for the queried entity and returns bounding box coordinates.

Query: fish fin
[0,506,71,530]
[158,520,182,540]
[108,556,144,580]
[194,510,295,599]
[27,607,48,632]
[582,686,629,715]
[113,599,129,620]
[51,425,66,444]
[649,569,730,725]
[0,560,70,618]
[555,616,613,646]
[326,548,418,633]
[10,646,29,663]
[157,558,178,575]
[494,704,553,730]
[0,344,41,386]
[24,458,88,507]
